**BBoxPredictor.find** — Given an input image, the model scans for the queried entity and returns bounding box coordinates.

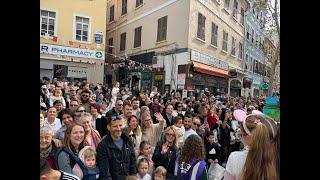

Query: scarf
[40,143,53,159]
[90,129,101,148]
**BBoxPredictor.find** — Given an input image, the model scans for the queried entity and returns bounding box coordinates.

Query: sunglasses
[76,110,85,112]
[193,123,201,127]
[117,104,123,106]
[178,106,183,107]
[166,133,175,137]
[111,115,122,121]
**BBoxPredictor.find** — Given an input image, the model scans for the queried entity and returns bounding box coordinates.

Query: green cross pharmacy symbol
[95,52,103,58]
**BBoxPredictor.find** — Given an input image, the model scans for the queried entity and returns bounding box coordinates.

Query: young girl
[136,158,152,180]
[137,141,154,175]
[72,146,100,179]
[154,166,167,180]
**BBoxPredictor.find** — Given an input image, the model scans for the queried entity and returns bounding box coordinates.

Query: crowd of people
[40,77,280,180]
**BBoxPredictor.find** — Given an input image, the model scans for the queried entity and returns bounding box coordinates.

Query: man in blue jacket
[96,115,136,179]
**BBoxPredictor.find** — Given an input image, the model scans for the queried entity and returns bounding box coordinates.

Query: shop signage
[191,50,228,70]
[178,84,185,89]
[177,74,186,85]
[67,66,87,78]
[155,74,164,81]
[40,44,105,60]
[94,31,103,44]
[261,82,269,90]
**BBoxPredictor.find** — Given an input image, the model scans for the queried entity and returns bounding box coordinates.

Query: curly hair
[181,134,205,163]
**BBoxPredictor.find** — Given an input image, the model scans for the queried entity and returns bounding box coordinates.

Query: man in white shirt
[183,114,198,142]
[44,107,62,134]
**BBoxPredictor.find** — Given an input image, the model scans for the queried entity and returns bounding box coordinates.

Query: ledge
[210,44,218,49]
[195,37,206,43]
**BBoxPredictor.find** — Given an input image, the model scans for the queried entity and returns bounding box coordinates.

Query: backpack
[55,148,100,180]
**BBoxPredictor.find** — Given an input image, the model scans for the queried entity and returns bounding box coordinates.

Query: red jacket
[207,112,219,129]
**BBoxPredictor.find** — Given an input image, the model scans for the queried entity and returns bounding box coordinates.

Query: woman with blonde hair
[224,110,279,180]
[123,115,142,156]
[152,126,178,179]
[79,112,101,150]
[141,112,165,150]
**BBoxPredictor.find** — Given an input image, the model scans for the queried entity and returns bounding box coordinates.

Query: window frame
[40,9,58,37]
[222,30,228,52]
[224,0,230,10]
[134,26,142,48]
[108,37,114,54]
[239,42,243,59]
[197,13,206,41]
[231,37,236,56]
[136,0,143,8]
[121,0,127,16]
[120,32,126,51]
[157,16,168,42]
[73,14,91,43]
[211,22,218,47]
[232,0,238,19]
[110,5,115,22]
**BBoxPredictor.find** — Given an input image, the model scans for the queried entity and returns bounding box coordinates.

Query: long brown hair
[63,122,87,153]
[181,134,205,163]
[240,115,279,180]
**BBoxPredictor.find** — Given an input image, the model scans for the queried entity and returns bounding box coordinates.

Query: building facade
[40,0,106,84]
[243,0,266,97]
[106,0,248,96]
[264,37,279,94]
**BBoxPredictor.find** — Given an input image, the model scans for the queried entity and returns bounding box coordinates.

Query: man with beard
[80,89,91,112]
[183,114,198,142]
[96,115,136,179]
[132,99,140,118]
[120,103,133,128]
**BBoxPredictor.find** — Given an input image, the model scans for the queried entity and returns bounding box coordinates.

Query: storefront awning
[192,61,230,78]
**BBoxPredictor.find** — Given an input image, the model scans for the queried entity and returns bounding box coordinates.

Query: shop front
[185,61,229,96]
[40,43,105,84]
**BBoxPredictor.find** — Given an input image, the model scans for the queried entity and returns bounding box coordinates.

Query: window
[136,0,143,7]
[122,0,127,15]
[245,54,249,70]
[110,5,114,22]
[231,37,236,56]
[222,30,228,52]
[75,16,90,42]
[157,16,168,42]
[224,0,230,9]
[250,57,253,71]
[108,38,113,54]
[251,30,254,43]
[240,8,244,25]
[40,10,56,36]
[233,1,238,18]
[134,26,142,48]
[197,13,206,41]
[211,23,218,47]
[246,30,250,40]
[120,33,126,51]
[239,42,243,59]
[255,34,259,46]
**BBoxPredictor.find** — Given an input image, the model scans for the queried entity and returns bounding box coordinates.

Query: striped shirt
[60,171,81,180]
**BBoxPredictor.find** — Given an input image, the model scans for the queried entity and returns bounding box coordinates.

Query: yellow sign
[155,74,163,81]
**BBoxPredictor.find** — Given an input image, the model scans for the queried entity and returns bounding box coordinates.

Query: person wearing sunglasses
[96,114,137,179]
[74,106,86,123]
[105,99,123,122]
[80,89,91,112]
